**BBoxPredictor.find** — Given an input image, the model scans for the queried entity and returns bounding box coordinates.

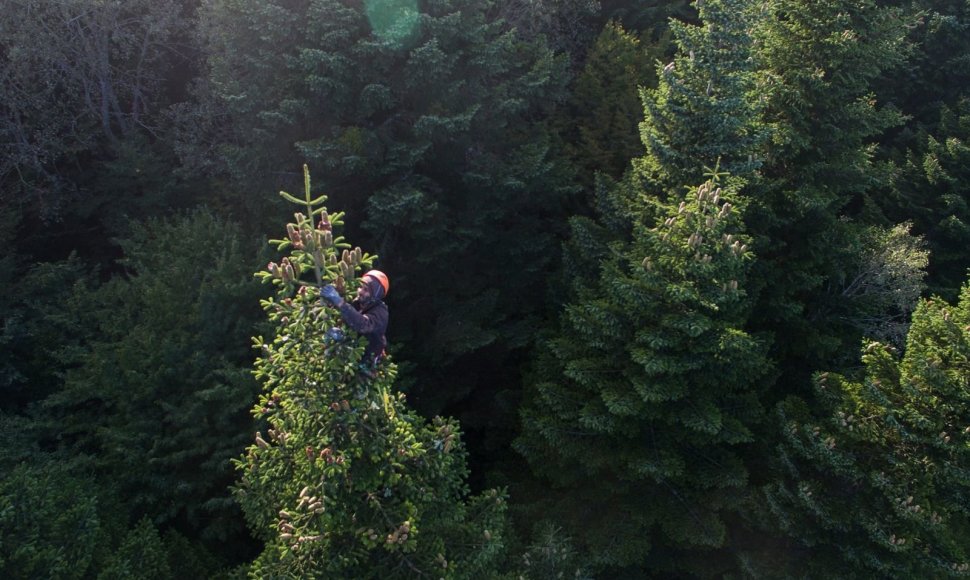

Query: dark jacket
[337,280,388,366]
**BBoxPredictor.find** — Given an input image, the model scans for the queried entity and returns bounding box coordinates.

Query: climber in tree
[320,270,390,371]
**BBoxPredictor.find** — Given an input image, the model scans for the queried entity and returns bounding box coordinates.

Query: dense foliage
[236,168,508,578]
[517,172,770,575]
[2,0,969,577]
[193,0,575,426]
[752,282,970,577]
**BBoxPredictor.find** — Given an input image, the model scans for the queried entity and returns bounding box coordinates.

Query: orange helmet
[363,269,389,298]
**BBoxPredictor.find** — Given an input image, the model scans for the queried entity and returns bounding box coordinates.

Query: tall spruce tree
[516,172,769,575]
[516,3,773,572]
[556,0,765,329]
[748,279,970,578]
[636,0,764,194]
[743,0,911,383]
[235,167,507,578]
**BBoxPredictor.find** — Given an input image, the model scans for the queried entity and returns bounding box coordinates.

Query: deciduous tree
[883,100,970,300]
[0,0,189,215]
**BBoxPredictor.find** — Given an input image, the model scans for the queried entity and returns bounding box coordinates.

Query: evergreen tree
[494,0,602,67]
[95,518,172,580]
[516,3,774,572]
[0,208,92,412]
[599,0,696,40]
[884,99,970,300]
[867,1,970,300]
[874,0,970,137]
[517,172,769,575]
[235,167,508,578]
[744,0,911,382]
[0,208,229,577]
[0,451,227,579]
[749,280,970,578]
[41,210,264,550]
[636,0,764,194]
[516,523,592,580]
[563,20,657,187]
[557,0,765,330]
[0,461,117,579]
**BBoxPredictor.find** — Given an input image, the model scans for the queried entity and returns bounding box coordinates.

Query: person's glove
[325,327,345,343]
[320,284,343,306]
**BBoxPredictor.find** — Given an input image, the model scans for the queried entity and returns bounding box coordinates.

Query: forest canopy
[1,0,968,578]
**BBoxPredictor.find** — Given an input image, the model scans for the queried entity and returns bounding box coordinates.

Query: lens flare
[365,0,421,47]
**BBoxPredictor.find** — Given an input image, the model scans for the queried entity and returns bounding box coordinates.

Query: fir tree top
[235,166,507,578]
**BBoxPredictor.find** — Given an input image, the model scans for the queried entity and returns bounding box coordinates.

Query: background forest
[1,0,969,578]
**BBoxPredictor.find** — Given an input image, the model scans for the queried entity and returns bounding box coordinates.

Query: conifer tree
[0,457,209,579]
[95,518,172,580]
[516,3,773,572]
[0,462,115,579]
[563,20,656,186]
[599,0,695,38]
[744,0,910,380]
[0,208,92,412]
[884,99,970,300]
[494,0,601,66]
[557,0,765,327]
[40,210,264,547]
[750,279,970,578]
[873,0,970,137]
[235,167,507,578]
[636,0,764,194]
[517,171,769,575]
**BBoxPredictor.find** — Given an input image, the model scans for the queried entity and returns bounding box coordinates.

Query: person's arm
[338,302,381,334]
[321,284,386,335]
